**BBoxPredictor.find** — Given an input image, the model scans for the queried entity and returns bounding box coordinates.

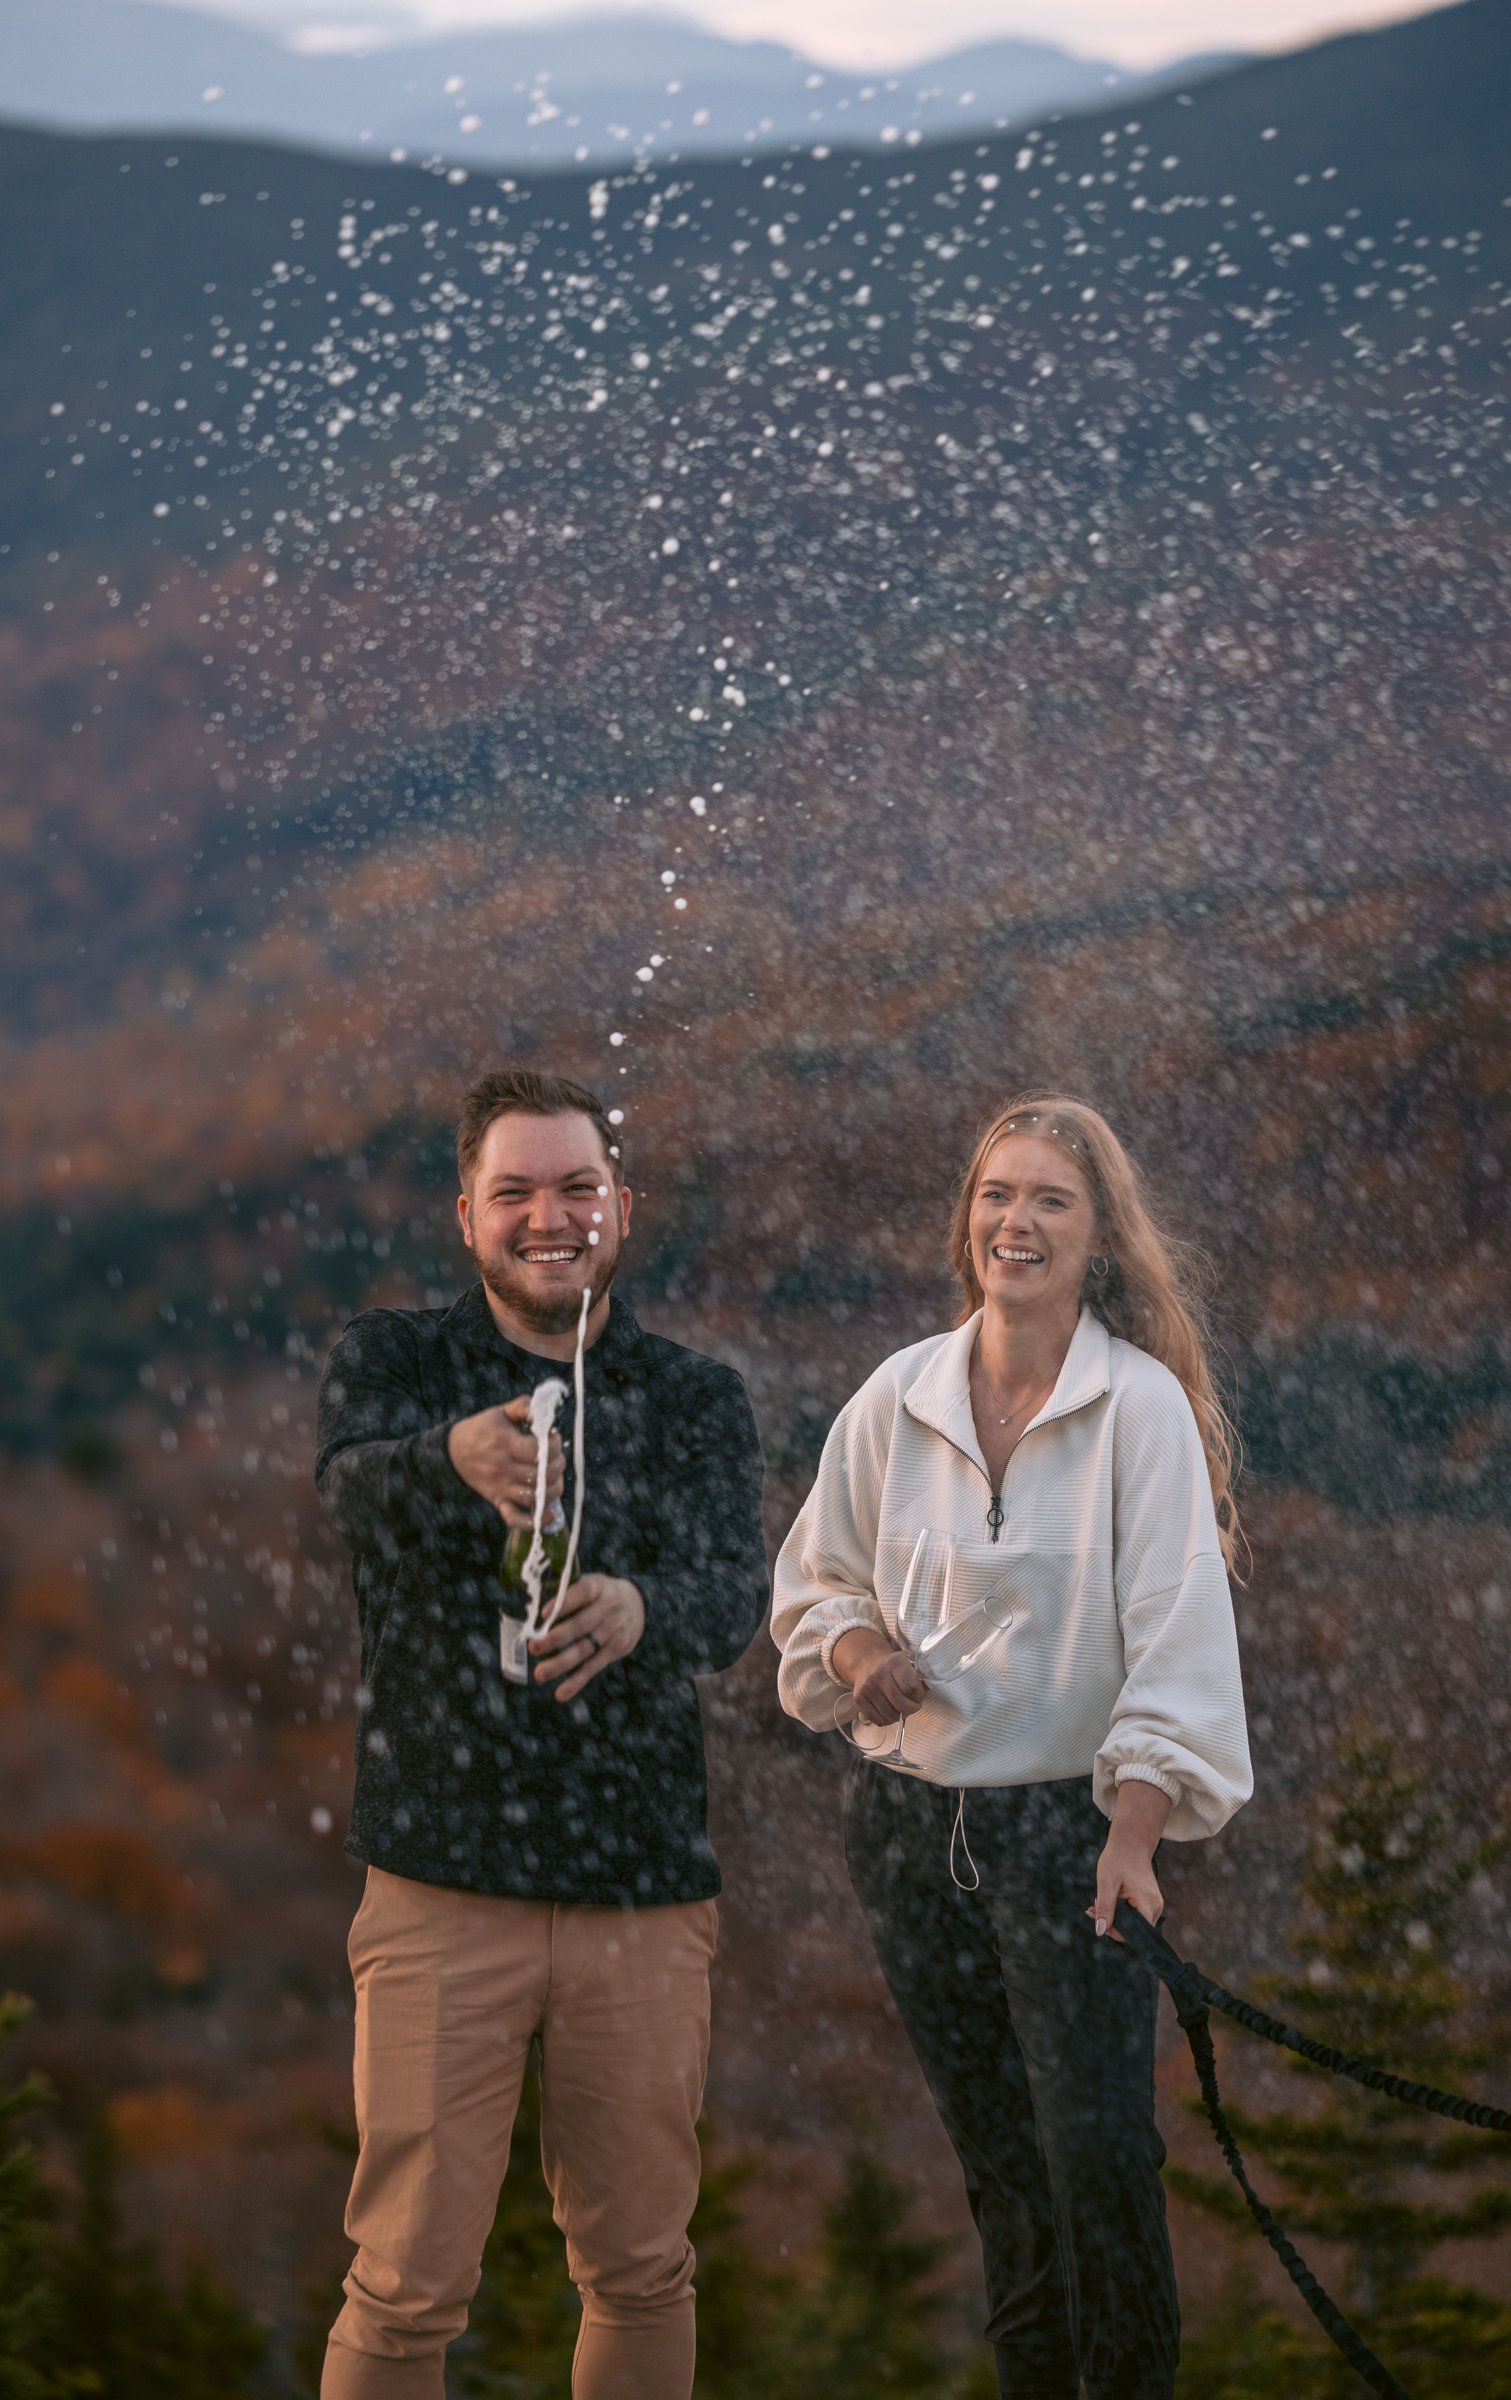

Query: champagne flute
[875,1528,956,1766]
[915,1582,1015,1685]
[831,1535,1014,1763]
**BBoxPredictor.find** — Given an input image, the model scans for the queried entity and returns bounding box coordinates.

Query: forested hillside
[1,0,1508,2378]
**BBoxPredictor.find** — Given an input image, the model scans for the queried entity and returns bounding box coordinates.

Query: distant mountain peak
[0,0,1244,166]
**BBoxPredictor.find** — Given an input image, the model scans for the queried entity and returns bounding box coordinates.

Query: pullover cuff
[1112,1763,1185,1804]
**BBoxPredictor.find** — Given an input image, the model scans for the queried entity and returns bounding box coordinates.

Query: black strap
[1110,1901,1511,2130]
[1106,1899,1507,2400]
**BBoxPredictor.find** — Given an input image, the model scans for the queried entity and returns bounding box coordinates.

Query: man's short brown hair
[456,1069,623,1190]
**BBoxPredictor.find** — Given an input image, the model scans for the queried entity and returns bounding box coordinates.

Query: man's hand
[832,1626,928,1727]
[447,1395,565,1528]
[530,1574,645,1702]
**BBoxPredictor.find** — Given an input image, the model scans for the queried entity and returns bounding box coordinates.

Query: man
[315,1069,768,2400]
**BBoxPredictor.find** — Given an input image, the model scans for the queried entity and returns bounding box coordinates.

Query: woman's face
[968,1133,1100,1322]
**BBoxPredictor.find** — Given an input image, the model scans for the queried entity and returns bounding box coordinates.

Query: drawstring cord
[949,1789,980,1891]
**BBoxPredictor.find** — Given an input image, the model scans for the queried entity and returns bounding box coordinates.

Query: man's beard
[475,1222,622,1337]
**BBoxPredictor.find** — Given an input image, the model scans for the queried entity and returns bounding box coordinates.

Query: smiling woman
[771,1087,1251,2400]
[947,1094,1242,1563]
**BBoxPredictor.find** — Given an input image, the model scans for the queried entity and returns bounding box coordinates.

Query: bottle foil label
[499,1614,531,1685]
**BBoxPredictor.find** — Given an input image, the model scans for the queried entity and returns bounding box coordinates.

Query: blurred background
[1,0,1508,2391]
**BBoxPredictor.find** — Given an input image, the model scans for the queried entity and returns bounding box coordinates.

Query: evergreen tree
[698,2126,994,2400]
[0,2001,262,2400]
[1174,2266,1328,2400]
[450,2096,991,2400]
[686,2131,798,2400]
[0,1997,66,2400]
[289,2119,358,2400]
[744,2137,995,2400]
[1173,1727,1511,2398]
[797,2143,953,2396]
[45,2108,265,2400]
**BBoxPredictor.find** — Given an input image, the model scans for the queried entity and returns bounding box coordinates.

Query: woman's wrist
[1092,1782,1170,1939]
[831,1626,894,1689]
[1107,1778,1173,1856]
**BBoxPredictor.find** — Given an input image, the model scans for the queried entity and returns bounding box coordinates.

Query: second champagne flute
[877,1527,956,1766]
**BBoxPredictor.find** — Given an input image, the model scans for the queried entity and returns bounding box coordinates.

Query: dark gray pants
[844,1763,1179,2400]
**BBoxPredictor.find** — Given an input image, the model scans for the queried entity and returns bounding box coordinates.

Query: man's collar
[443,1281,644,1379]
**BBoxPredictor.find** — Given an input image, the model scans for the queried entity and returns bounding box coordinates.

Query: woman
[771,1093,1251,2400]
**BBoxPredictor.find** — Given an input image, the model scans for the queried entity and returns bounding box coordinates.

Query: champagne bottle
[498,1500,568,1684]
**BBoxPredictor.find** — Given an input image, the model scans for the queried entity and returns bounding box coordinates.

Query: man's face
[458,1111,631,1337]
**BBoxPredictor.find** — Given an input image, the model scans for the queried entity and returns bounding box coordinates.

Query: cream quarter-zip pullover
[771,1307,1251,1839]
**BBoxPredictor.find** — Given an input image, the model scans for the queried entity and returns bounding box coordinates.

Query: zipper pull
[987,1492,1004,1544]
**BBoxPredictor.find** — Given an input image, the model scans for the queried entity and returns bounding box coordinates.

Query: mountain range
[0,0,1242,166]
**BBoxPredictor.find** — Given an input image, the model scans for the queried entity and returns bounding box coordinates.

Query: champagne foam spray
[541,1285,592,1632]
[520,1375,567,1640]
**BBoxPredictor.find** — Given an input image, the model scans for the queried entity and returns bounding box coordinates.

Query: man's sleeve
[632,1364,769,1676]
[315,1311,496,1566]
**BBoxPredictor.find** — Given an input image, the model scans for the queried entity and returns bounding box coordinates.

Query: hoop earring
[1090,1254,1112,1280]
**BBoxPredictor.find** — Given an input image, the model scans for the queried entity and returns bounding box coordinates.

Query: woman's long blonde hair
[947,1090,1245,1574]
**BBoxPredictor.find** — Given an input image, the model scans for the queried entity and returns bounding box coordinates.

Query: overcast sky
[170,0,1458,72]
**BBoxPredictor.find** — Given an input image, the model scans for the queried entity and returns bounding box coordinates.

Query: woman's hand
[1090,1780,1171,1941]
[832,1627,928,1727]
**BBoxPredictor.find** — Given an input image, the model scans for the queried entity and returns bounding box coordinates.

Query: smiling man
[314,1068,768,2400]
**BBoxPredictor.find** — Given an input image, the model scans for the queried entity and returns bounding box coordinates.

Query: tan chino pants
[321,1866,717,2400]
